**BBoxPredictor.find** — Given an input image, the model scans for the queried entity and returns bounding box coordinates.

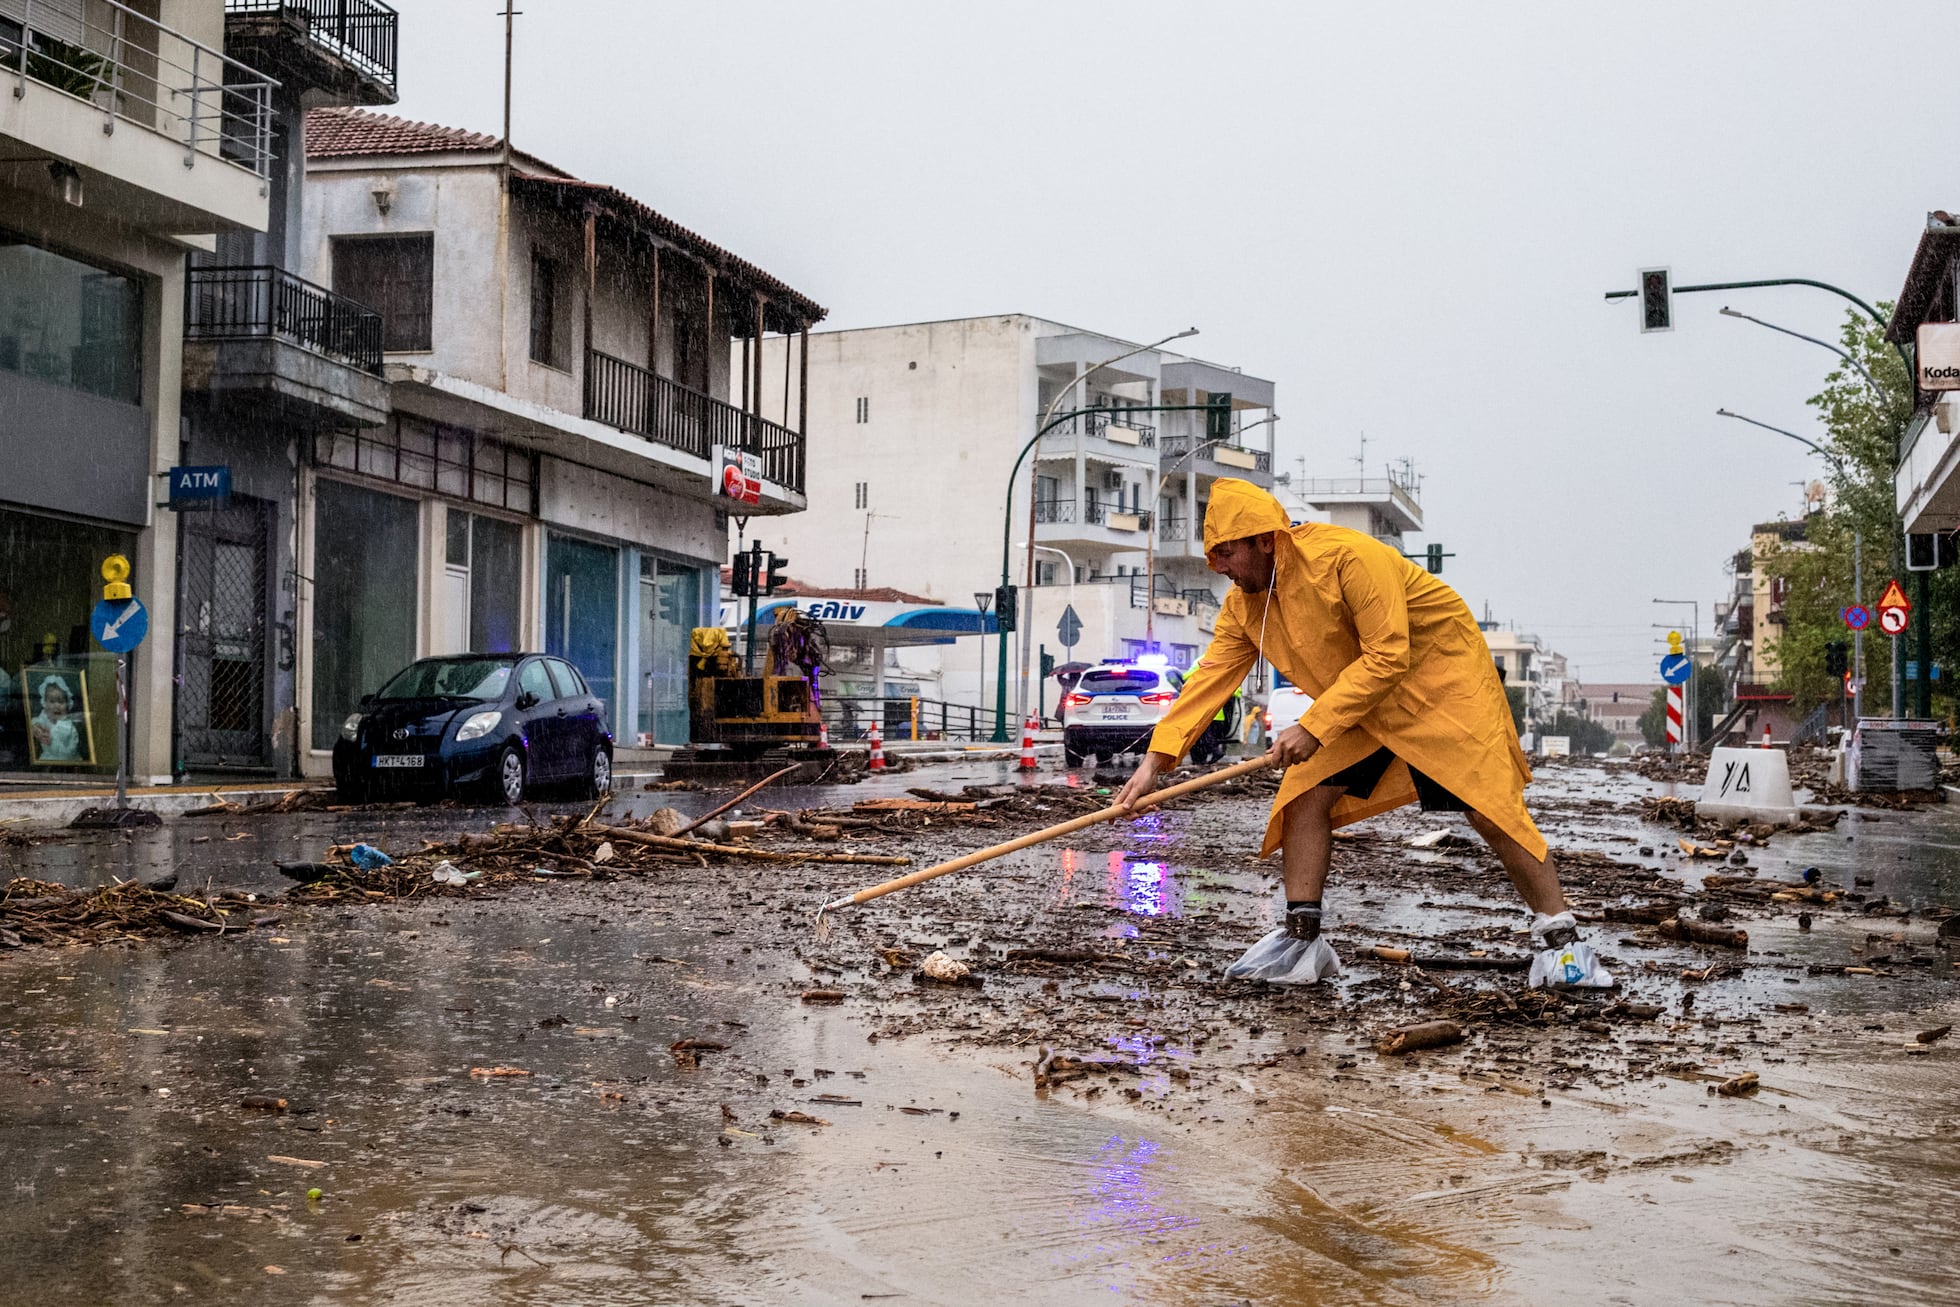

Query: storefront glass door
[546,534,618,728]
[640,557,701,745]
[311,480,418,750]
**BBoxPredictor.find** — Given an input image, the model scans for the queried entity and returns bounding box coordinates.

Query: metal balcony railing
[1034,497,1075,524]
[584,348,806,495]
[1160,435,1273,473]
[186,265,383,372]
[1046,411,1158,447]
[1158,512,1186,540]
[2,0,278,176]
[225,0,398,95]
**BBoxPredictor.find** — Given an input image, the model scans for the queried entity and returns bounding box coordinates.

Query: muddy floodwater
[2,759,1957,1305]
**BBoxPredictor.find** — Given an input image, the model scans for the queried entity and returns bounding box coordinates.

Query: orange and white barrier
[1018,716,1038,771]
[868,719,885,771]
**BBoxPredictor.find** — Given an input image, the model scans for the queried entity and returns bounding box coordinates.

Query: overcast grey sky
[390,0,1942,682]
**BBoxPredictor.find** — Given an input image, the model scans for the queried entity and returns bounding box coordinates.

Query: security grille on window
[855,397,869,423]
[331,234,433,352]
[315,417,536,514]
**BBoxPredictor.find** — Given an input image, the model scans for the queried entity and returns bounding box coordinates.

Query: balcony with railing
[1,0,280,189]
[585,347,805,498]
[1160,433,1274,482]
[183,264,390,424]
[1038,409,1159,462]
[1293,476,1424,532]
[223,0,399,105]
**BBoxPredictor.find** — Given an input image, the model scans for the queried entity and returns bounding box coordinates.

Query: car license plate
[373,754,424,769]
[1101,705,1132,719]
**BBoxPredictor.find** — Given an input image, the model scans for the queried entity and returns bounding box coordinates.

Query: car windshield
[1080,669,1162,695]
[376,658,515,702]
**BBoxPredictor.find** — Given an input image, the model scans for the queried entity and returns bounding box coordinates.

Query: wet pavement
[2,758,1957,1304]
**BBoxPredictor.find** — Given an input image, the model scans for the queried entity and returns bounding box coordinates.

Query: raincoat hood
[1202,478,1292,552]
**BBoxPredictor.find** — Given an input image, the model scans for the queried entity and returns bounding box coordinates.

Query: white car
[1062,660,1191,766]
[1263,685,1313,737]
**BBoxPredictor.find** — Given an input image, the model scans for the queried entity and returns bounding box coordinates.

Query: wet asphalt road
[2,757,1957,1305]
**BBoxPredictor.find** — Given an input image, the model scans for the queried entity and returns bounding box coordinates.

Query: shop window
[0,231,142,404]
[331,234,433,352]
[311,479,419,749]
[0,506,137,775]
[638,556,701,745]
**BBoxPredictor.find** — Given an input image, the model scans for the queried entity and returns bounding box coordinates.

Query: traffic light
[730,552,754,597]
[1040,649,1056,679]
[1425,542,1444,574]
[1905,531,1958,571]
[994,584,1017,633]
[1206,392,1232,442]
[1639,268,1671,332]
[1825,641,1849,678]
[763,552,789,595]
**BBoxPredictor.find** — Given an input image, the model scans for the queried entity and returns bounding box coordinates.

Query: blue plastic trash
[348,842,393,870]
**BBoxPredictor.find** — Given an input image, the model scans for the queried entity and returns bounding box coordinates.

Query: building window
[0,230,142,404]
[440,510,524,656]
[1036,561,1057,586]
[855,396,869,423]
[331,233,433,352]
[853,481,868,509]
[529,250,567,368]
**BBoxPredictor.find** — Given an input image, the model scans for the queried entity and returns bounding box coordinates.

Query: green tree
[1544,709,1614,755]
[1638,687,1669,746]
[1504,684,1525,732]
[1757,307,1910,713]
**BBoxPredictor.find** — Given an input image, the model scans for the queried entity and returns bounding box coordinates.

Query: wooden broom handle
[822,755,1275,911]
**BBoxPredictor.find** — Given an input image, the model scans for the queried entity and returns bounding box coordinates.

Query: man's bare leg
[1463,810,1566,917]
[1279,784,1346,902]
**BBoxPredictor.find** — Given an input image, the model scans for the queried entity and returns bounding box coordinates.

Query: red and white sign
[1665,684,1684,746]
[715,445,763,506]
[1877,578,1911,637]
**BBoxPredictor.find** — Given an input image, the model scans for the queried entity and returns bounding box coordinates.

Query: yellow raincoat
[1148,479,1544,861]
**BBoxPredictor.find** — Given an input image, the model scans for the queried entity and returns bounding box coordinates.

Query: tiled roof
[305,108,822,323]
[306,108,505,159]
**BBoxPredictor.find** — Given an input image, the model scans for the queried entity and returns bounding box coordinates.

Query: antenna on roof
[500,1,521,176]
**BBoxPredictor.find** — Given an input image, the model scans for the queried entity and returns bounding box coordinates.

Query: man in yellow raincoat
[1115,478,1609,988]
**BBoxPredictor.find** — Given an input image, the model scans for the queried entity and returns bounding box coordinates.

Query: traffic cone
[1762,721,1773,748]
[868,719,885,771]
[1018,715,1038,771]
[819,722,830,749]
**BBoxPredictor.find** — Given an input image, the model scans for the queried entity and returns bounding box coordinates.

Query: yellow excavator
[660,616,841,782]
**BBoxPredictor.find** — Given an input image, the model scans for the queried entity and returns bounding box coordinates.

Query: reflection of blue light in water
[1129,810,1169,843]
[1126,861,1166,917]
[1059,1134,1230,1288]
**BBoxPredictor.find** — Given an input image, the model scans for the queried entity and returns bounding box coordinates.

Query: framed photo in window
[24,664,95,765]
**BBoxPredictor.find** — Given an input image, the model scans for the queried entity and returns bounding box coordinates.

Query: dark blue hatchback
[331,653,613,805]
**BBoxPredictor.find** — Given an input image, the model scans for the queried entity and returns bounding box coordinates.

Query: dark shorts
[1321,747,1469,813]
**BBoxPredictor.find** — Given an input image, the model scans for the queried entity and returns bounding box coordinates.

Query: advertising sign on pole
[715,445,762,506]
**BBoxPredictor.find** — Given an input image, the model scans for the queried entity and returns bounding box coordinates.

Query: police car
[1060,656,1233,767]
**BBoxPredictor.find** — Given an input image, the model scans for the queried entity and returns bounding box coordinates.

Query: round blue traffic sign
[91,598,148,653]
[1659,653,1691,686]
[1842,604,1872,632]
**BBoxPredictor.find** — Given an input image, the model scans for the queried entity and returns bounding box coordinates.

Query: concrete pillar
[131,258,183,784]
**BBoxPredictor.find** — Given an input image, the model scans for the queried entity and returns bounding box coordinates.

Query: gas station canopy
[737,597,999,648]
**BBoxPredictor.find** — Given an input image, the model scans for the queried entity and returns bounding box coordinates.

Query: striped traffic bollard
[1018,716,1038,771]
[868,719,885,771]
[1665,684,1684,750]
[820,722,830,749]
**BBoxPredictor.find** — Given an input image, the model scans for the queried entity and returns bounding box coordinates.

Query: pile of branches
[1638,795,1843,839]
[0,876,263,948]
[286,803,912,905]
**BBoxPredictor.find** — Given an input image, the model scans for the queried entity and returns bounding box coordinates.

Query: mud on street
[2,756,1958,1306]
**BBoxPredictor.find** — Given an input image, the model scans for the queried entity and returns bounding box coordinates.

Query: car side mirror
[359,694,374,708]
[515,691,538,710]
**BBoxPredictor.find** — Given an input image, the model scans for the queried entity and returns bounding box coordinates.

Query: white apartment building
[1479,623,1577,734]
[1,0,273,782]
[748,315,1277,717]
[1276,465,1425,556]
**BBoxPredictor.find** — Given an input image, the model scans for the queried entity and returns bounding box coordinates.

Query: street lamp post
[1718,306,1882,394]
[973,590,992,739]
[1000,328,1199,740]
[992,328,1200,741]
